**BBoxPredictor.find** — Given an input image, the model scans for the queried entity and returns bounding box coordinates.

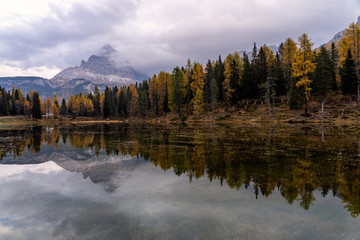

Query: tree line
[1,23,360,119]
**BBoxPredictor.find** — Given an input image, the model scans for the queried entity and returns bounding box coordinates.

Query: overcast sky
[0,0,359,79]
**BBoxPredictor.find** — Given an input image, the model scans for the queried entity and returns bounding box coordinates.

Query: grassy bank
[1,98,360,128]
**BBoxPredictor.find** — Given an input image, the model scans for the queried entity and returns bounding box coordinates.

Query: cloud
[0,0,135,77]
[0,0,360,78]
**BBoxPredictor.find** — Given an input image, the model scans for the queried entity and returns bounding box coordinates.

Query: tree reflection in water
[1,124,360,217]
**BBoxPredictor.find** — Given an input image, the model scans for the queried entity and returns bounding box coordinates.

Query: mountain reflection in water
[1,124,360,218]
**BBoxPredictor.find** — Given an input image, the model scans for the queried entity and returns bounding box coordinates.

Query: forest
[1,22,360,120]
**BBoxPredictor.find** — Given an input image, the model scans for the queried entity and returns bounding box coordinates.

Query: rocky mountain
[50,45,147,87]
[0,76,107,100]
[326,16,360,45]
[0,45,147,100]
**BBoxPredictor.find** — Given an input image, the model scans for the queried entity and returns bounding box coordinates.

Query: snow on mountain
[327,16,360,44]
[50,45,148,87]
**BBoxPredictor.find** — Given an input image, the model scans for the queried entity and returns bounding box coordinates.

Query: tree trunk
[358,83,360,102]
[272,97,275,116]
[321,100,324,115]
[304,98,308,116]
[280,96,283,103]
[268,99,272,117]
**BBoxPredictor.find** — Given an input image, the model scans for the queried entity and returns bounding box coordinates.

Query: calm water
[1,124,360,240]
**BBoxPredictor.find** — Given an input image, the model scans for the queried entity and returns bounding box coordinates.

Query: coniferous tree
[137,82,149,119]
[93,86,101,115]
[241,53,256,102]
[313,46,333,114]
[214,56,225,102]
[170,67,186,118]
[330,42,339,91]
[259,62,277,116]
[209,78,218,119]
[163,82,170,114]
[0,87,9,115]
[103,87,112,118]
[32,92,42,120]
[204,60,214,104]
[292,33,316,115]
[191,62,205,117]
[281,38,298,93]
[60,99,67,116]
[340,49,358,96]
[256,47,268,94]
[274,52,287,99]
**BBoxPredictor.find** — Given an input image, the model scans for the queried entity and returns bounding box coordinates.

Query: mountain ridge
[50,45,147,87]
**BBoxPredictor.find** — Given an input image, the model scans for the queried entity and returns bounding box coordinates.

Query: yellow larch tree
[292,33,316,115]
[190,62,204,118]
[128,84,138,117]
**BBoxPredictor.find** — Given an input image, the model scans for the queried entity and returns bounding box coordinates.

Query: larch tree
[149,74,159,116]
[191,62,205,118]
[281,38,298,93]
[46,97,52,118]
[292,33,316,115]
[128,84,138,117]
[52,93,59,118]
[24,99,31,118]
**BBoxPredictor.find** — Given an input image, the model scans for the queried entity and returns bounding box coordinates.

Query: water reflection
[1,124,360,218]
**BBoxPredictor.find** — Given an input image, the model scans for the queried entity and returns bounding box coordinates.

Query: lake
[0,123,360,239]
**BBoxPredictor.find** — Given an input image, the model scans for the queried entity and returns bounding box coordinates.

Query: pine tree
[204,60,214,104]
[313,46,333,114]
[103,87,111,118]
[274,52,287,98]
[214,56,225,102]
[32,92,42,120]
[255,47,268,97]
[223,52,242,105]
[241,53,256,102]
[340,49,358,96]
[137,82,149,119]
[259,62,277,116]
[93,86,101,115]
[60,99,67,116]
[339,22,360,100]
[170,67,186,118]
[209,78,218,119]
[330,42,339,91]
[0,87,9,115]
[163,82,170,114]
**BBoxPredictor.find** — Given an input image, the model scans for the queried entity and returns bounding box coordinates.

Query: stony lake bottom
[0,123,360,240]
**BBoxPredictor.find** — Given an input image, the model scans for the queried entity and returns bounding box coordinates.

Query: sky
[0,0,359,79]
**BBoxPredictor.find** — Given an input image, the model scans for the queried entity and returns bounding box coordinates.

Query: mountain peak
[50,45,148,88]
[98,45,116,56]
